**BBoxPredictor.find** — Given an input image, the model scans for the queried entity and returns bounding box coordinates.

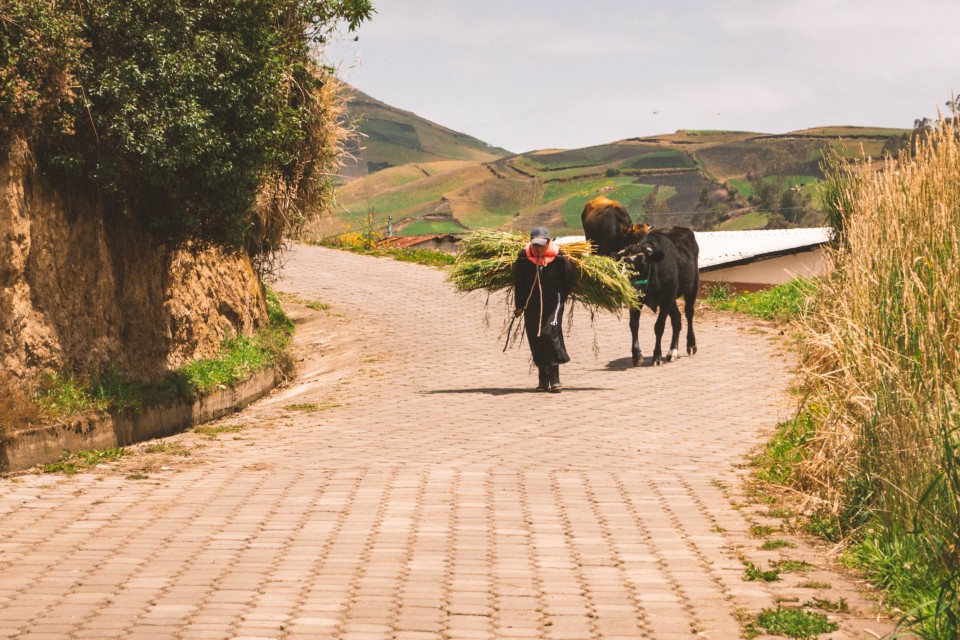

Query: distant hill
[338,87,511,180]
[315,91,909,238]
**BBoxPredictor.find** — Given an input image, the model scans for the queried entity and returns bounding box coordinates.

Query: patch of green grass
[754,411,816,485]
[284,402,341,413]
[193,424,247,438]
[32,286,294,420]
[803,508,845,544]
[41,448,130,474]
[399,219,466,235]
[718,211,770,231]
[747,607,838,639]
[804,597,849,613]
[285,403,320,412]
[35,368,190,417]
[744,561,781,582]
[705,277,816,322]
[126,473,149,480]
[798,581,832,589]
[140,442,191,456]
[776,560,814,573]
[761,539,796,550]
[179,288,293,395]
[324,239,457,268]
[852,533,945,631]
[178,331,286,395]
[728,177,755,199]
[749,524,780,538]
[386,247,457,267]
[305,301,330,312]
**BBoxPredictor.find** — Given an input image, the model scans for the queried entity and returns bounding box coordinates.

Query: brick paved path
[0,244,894,639]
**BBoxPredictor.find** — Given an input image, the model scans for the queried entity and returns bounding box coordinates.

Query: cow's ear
[649,249,666,262]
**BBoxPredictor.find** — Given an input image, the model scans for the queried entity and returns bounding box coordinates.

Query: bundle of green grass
[449,231,639,313]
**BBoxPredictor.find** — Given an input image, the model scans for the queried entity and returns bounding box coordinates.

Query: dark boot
[536,367,549,391]
[548,365,562,392]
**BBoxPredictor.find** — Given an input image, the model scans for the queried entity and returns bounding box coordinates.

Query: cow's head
[616,241,665,272]
[616,222,651,246]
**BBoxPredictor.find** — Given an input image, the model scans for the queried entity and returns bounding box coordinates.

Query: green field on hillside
[325,95,912,238]
[525,144,655,171]
[549,181,657,229]
[400,220,467,235]
[718,211,769,230]
[623,150,694,170]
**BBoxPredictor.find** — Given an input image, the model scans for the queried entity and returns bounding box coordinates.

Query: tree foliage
[3,0,373,252]
[0,0,83,141]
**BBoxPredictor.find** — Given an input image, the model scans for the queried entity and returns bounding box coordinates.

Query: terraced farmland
[318,90,911,237]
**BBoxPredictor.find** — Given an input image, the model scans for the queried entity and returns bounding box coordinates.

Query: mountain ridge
[326,87,910,238]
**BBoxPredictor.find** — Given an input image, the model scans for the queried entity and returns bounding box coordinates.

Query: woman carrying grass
[513,227,574,392]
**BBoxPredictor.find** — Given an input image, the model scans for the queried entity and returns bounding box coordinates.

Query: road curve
[0,244,894,639]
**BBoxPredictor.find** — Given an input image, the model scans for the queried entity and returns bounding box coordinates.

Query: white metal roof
[555,227,833,271]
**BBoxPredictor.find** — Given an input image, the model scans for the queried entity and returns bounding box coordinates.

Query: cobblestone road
[0,244,894,639]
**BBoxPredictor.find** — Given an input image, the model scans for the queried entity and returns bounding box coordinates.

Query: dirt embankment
[0,142,267,386]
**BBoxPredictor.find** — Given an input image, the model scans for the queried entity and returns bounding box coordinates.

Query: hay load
[448,231,640,313]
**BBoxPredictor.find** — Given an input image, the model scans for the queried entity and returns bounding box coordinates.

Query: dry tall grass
[0,371,39,434]
[796,118,959,634]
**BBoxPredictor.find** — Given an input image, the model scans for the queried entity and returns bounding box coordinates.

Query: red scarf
[525,241,559,266]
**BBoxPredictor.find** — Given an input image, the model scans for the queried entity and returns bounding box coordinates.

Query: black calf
[616,227,699,366]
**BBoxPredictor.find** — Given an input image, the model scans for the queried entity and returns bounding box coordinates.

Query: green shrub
[9,0,372,252]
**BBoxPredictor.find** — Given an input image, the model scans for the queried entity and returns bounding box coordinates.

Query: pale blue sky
[324,0,960,154]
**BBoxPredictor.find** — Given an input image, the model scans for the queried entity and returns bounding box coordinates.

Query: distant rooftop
[695,227,832,270]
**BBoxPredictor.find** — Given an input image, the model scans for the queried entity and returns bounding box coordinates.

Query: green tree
[30,0,373,252]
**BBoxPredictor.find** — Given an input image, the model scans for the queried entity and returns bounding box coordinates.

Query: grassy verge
[179,288,293,394]
[25,286,293,423]
[701,277,815,322]
[320,234,457,268]
[749,119,960,639]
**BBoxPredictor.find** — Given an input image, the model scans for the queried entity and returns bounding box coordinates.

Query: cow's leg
[684,294,697,355]
[629,308,642,366]
[666,300,682,361]
[652,306,670,366]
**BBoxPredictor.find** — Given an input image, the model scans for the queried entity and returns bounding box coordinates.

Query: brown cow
[580,196,650,256]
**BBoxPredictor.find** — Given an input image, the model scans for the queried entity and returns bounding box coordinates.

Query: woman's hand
[514,308,523,317]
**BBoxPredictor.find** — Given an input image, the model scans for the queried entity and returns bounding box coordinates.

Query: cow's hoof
[632,356,640,367]
[654,358,662,367]
[688,345,697,356]
[668,349,679,361]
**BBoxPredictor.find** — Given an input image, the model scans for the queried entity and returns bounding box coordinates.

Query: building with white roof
[556,227,833,291]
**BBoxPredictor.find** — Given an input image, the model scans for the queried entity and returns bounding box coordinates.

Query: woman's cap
[530,226,550,245]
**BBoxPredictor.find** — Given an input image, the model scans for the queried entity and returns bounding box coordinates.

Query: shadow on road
[426,387,607,396]
[605,356,683,369]
[605,357,640,370]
